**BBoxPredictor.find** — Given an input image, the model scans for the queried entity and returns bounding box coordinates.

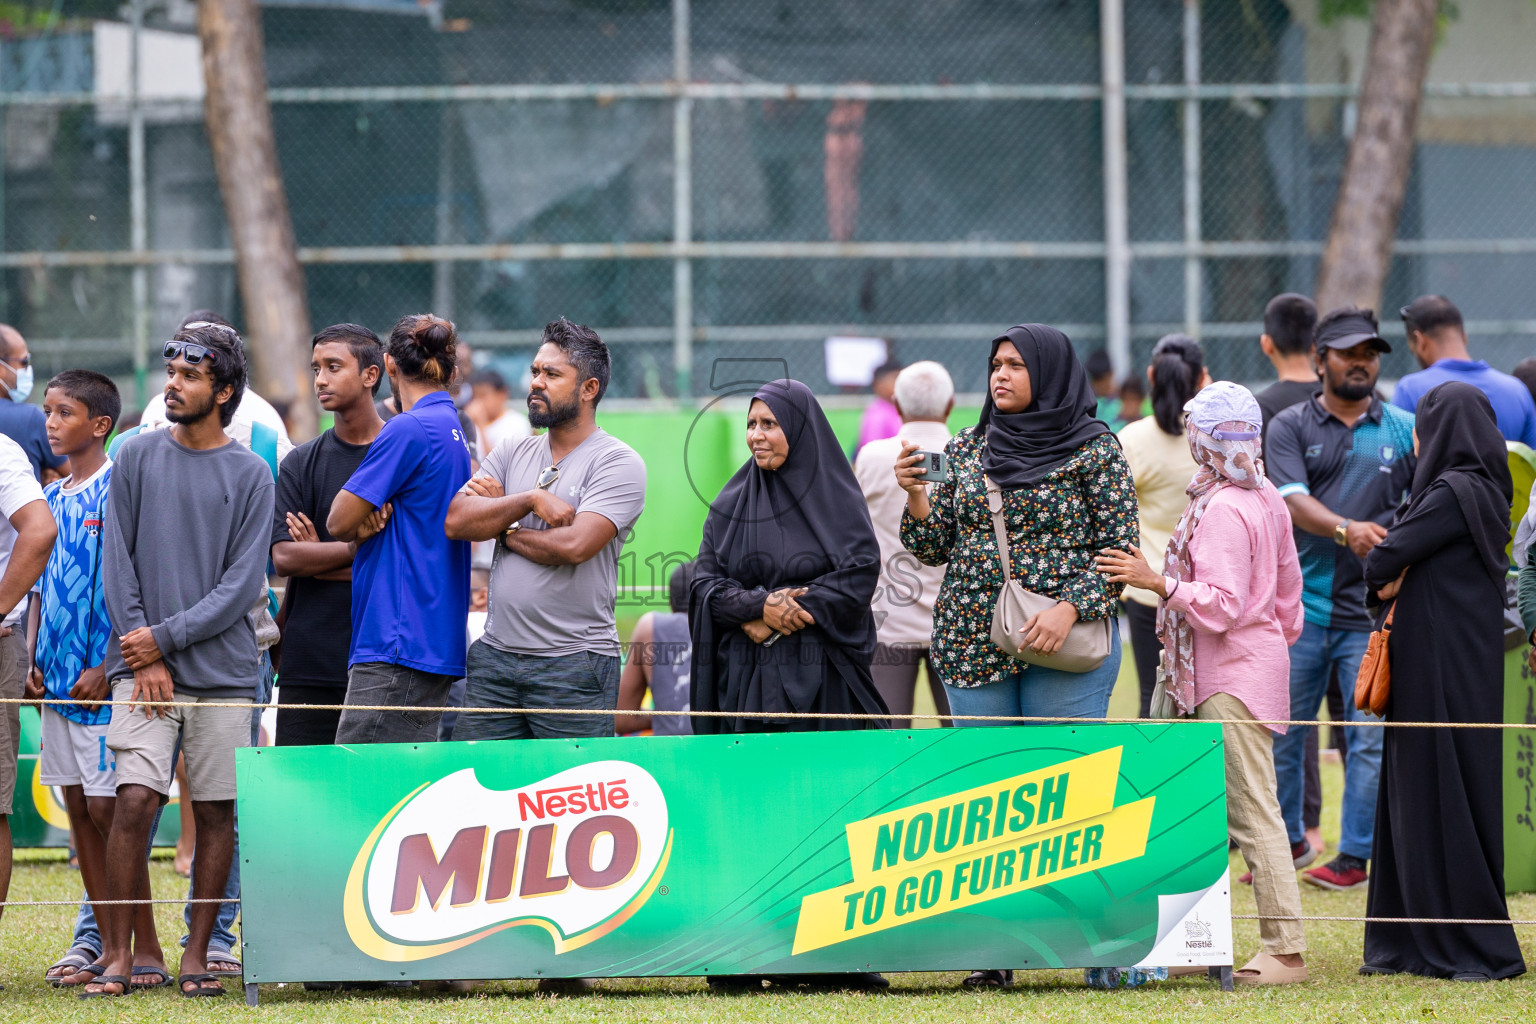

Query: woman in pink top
[1097,381,1308,986]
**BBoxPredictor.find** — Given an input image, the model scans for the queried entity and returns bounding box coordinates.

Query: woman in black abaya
[1361,382,1526,981]
[690,378,889,733]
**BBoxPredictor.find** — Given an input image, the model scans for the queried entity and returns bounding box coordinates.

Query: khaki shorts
[0,628,27,816]
[39,707,116,798]
[106,679,251,802]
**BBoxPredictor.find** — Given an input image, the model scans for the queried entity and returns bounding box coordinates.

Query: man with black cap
[1264,307,1416,893]
[1394,295,1536,447]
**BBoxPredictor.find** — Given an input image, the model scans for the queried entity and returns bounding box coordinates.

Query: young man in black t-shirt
[1255,293,1321,445]
[270,324,386,745]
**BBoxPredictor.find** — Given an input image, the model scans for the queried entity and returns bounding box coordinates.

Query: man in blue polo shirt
[1394,295,1536,447]
[1266,307,1416,893]
[328,314,472,744]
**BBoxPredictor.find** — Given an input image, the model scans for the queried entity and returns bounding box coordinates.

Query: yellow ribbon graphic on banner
[792,747,1154,954]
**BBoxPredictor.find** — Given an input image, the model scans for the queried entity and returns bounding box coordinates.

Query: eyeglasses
[535,464,559,490]
[163,341,211,364]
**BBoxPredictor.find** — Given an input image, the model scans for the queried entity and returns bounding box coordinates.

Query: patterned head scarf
[1155,383,1265,715]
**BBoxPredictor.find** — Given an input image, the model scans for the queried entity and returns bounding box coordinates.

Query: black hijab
[1407,382,1513,584]
[977,324,1112,489]
[689,380,884,733]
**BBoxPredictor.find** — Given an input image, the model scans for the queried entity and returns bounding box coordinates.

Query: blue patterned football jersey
[37,462,112,726]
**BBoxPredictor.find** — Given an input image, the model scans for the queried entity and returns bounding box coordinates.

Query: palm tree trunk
[198,0,316,440]
[1315,0,1438,315]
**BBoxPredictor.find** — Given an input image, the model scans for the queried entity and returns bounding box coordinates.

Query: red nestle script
[517,780,630,821]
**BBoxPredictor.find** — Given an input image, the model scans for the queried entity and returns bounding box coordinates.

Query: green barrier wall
[598,405,981,610]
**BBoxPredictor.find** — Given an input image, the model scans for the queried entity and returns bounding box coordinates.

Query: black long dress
[689,379,889,734]
[1362,485,1526,979]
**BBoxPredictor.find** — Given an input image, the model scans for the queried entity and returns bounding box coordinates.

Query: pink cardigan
[1161,481,1304,733]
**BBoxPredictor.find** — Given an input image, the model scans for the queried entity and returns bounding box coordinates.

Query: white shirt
[480,410,532,459]
[0,433,47,625]
[853,420,951,648]
[139,389,294,466]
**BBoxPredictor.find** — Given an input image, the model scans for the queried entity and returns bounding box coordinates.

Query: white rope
[9,697,1535,730]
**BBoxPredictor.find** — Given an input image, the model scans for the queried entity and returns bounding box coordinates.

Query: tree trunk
[197,0,317,440]
[1314,0,1438,315]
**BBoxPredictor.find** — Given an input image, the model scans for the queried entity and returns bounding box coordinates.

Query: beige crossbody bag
[984,475,1114,673]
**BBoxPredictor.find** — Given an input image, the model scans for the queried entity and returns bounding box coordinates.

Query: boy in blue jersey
[28,371,165,987]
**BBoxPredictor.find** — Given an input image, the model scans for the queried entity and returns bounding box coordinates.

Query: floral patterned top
[900,428,1138,688]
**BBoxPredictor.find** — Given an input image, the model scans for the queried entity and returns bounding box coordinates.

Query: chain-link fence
[2,0,1534,409]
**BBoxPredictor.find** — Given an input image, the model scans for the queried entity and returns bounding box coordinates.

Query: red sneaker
[1291,839,1316,869]
[1303,855,1368,891]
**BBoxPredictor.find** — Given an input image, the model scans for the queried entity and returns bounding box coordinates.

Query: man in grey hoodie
[82,323,273,1000]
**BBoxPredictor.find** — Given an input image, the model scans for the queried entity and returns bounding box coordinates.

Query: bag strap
[1381,599,1396,630]
[983,474,1013,585]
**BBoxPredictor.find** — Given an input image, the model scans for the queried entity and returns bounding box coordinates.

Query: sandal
[59,962,106,988]
[962,969,1013,988]
[205,947,243,978]
[77,975,134,999]
[179,972,227,998]
[131,965,172,990]
[1234,953,1308,985]
[45,948,100,986]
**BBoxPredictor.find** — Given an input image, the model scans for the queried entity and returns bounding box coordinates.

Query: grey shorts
[39,707,116,798]
[0,628,26,815]
[105,679,251,802]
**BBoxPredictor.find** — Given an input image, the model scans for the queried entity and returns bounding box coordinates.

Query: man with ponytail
[328,314,473,744]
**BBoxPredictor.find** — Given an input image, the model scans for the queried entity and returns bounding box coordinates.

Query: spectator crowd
[0,291,1530,997]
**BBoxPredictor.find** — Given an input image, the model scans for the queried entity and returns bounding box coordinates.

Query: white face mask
[5,365,31,403]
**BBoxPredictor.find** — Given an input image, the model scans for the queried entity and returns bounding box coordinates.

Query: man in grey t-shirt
[445,318,645,739]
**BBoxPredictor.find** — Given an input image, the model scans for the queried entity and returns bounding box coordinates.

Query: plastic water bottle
[1083,966,1168,989]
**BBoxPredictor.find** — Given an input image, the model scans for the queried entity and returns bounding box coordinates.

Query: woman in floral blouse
[897,324,1138,718]
[896,325,1136,990]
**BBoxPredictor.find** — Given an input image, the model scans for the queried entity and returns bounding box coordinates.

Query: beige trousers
[1196,691,1306,955]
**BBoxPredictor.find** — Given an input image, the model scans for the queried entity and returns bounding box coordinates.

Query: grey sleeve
[149,468,276,654]
[103,444,149,635]
[577,449,647,532]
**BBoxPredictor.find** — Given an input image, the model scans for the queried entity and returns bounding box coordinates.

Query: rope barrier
[8,696,1535,730]
[0,901,1531,924]
[0,898,236,907]
[1231,915,1536,925]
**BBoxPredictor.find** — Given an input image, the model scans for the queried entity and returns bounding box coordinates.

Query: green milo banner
[238,725,1232,982]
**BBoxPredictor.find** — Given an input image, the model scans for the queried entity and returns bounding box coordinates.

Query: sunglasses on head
[163,341,211,364]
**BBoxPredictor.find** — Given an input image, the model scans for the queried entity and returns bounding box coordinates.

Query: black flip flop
[60,962,106,989]
[77,975,134,999]
[179,972,226,998]
[131,965,172,990]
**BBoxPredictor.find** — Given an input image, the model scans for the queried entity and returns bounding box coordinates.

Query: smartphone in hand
[912,449,949,483]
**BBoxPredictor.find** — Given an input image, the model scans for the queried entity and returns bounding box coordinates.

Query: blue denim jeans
[1272,621,1383,862]
[941,629,1121,724]
[454,642,620,741]
[70,653,271,958]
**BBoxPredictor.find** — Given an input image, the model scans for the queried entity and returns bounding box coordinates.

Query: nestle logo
[517,780,630,821]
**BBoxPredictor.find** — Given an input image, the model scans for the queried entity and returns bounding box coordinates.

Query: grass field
[1,651,1531,1021]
